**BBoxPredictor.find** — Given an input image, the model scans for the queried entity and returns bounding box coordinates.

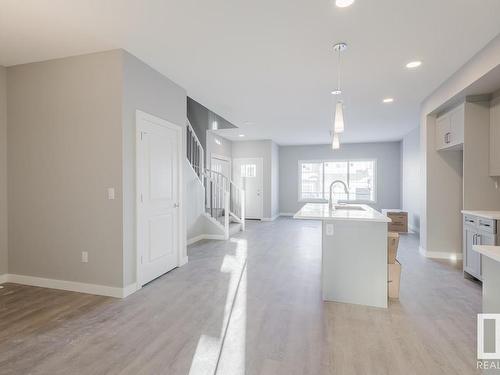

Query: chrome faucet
[329,180,349,211]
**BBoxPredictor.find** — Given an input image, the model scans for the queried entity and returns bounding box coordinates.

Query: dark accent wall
[187,97,236,152]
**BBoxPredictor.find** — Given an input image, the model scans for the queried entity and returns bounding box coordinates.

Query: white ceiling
[1,0,500,145]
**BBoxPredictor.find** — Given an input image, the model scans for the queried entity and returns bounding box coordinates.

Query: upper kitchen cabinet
[490,95,500,176]
[435,103,464,150]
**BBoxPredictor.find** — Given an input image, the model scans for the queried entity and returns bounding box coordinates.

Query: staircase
[186,120,245,240]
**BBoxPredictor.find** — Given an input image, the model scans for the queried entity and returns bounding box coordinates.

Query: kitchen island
[294,203,391,308]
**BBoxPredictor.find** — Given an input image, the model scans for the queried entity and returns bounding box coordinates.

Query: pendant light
[332,132,340,150]
[334,101,344,133]
[332,42,347,136]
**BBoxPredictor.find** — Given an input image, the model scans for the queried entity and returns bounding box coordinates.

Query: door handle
[173,203,179,208]
[472,234,477,245]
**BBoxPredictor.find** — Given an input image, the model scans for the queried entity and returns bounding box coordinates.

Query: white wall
[232,140,278,219]
[206,131,232,171]
[7,51,124,287]
[279,142,401,214]
[0,66,7,276]
[401,127,420,232]
[122,50,187,286]
[420,34,500,258]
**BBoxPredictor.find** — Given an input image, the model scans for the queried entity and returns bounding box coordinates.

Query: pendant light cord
[337,47,341,92]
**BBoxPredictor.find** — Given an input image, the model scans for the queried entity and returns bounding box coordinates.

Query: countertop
[473,245,500,262]
[461,210,500,220]
[294,203,391,223]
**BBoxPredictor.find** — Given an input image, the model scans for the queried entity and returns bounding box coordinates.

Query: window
[241,164,256,178]
[298,160,376,202]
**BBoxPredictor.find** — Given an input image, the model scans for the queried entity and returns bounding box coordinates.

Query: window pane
[300,162,323,199]
[348,161,375,201]
[324,161,348,201]
[241,164,256,178]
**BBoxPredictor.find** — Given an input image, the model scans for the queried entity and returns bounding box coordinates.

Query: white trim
[279,212,295,217]
[409,225,420,234]
[180,256,189,266]
[3,274,136,298]
[136,110,185,290]
[187,233,226,246]
[0,274,7,284]
[261,214,280,222]
[187,234,206,245]
[419,246,462,260]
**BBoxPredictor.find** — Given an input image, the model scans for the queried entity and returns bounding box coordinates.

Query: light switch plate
[326,223,334,236]
[81,251,88,263]
[107,188,115,200]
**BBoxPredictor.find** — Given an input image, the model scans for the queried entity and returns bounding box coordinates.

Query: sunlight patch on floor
[189,238,248,374]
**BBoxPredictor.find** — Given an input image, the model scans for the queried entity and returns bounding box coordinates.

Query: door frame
[233,157,264,220]
[210,153,232,179]
[135,110,185,290]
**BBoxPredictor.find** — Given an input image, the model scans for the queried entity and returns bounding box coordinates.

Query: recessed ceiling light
[238,134,245,137]
[383,98,394,103]
[335,0,355,7]
[406,61,422,69]
[331,89,342,95]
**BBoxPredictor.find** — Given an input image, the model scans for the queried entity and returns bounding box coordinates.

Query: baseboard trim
[187,234,225,245]
[279,212,295,217]
[187,234,206,245]
[0,274,7,284]
[409,225,420,234]
[3,274,137,298]
[180,256,189,266]
[419,246,462,260]
[261,214,279,222]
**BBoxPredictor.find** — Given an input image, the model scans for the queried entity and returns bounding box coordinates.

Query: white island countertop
[461,210,500,220]
[294,203,391,223]
[473,245,500,263]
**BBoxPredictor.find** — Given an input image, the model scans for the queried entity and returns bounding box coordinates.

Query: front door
[137,112,180,286]
[233,158,263,219]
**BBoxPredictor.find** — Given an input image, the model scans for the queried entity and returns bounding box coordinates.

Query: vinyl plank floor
[0,218,482,375]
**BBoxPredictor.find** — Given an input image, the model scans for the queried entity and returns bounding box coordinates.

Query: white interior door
[211,155,231,180]
[137,112,180,286]
[233,158,263,219]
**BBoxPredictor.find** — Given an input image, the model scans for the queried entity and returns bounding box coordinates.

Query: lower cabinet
[463,225,481,280]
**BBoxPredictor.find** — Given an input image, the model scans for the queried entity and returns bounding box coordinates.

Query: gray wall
[232,140,279,219]
[0,66,7,276]
[279,142,401,214]
[271,142,279,218]
[7,51,124,286]
[122,51,187,286]
[401,128,420,232]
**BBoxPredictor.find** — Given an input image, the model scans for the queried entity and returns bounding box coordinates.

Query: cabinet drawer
[388,222,408,233]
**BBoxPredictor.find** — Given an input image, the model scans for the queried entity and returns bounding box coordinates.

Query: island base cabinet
[321,220,388,308]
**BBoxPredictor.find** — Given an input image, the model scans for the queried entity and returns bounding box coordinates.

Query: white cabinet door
[436,103,465,150]
[464,226,481,279]
[436,115,450,150]
[490,97,500,176]
[449,104,464,147]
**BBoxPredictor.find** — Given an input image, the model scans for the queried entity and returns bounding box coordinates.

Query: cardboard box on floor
[388,232,399,264]
[388,260,401,299]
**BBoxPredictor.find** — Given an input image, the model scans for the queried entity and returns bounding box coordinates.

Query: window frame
[297,158,377,204]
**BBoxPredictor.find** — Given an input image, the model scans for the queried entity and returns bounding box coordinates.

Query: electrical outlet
[81,251,88,263]
[326,223,334,236]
